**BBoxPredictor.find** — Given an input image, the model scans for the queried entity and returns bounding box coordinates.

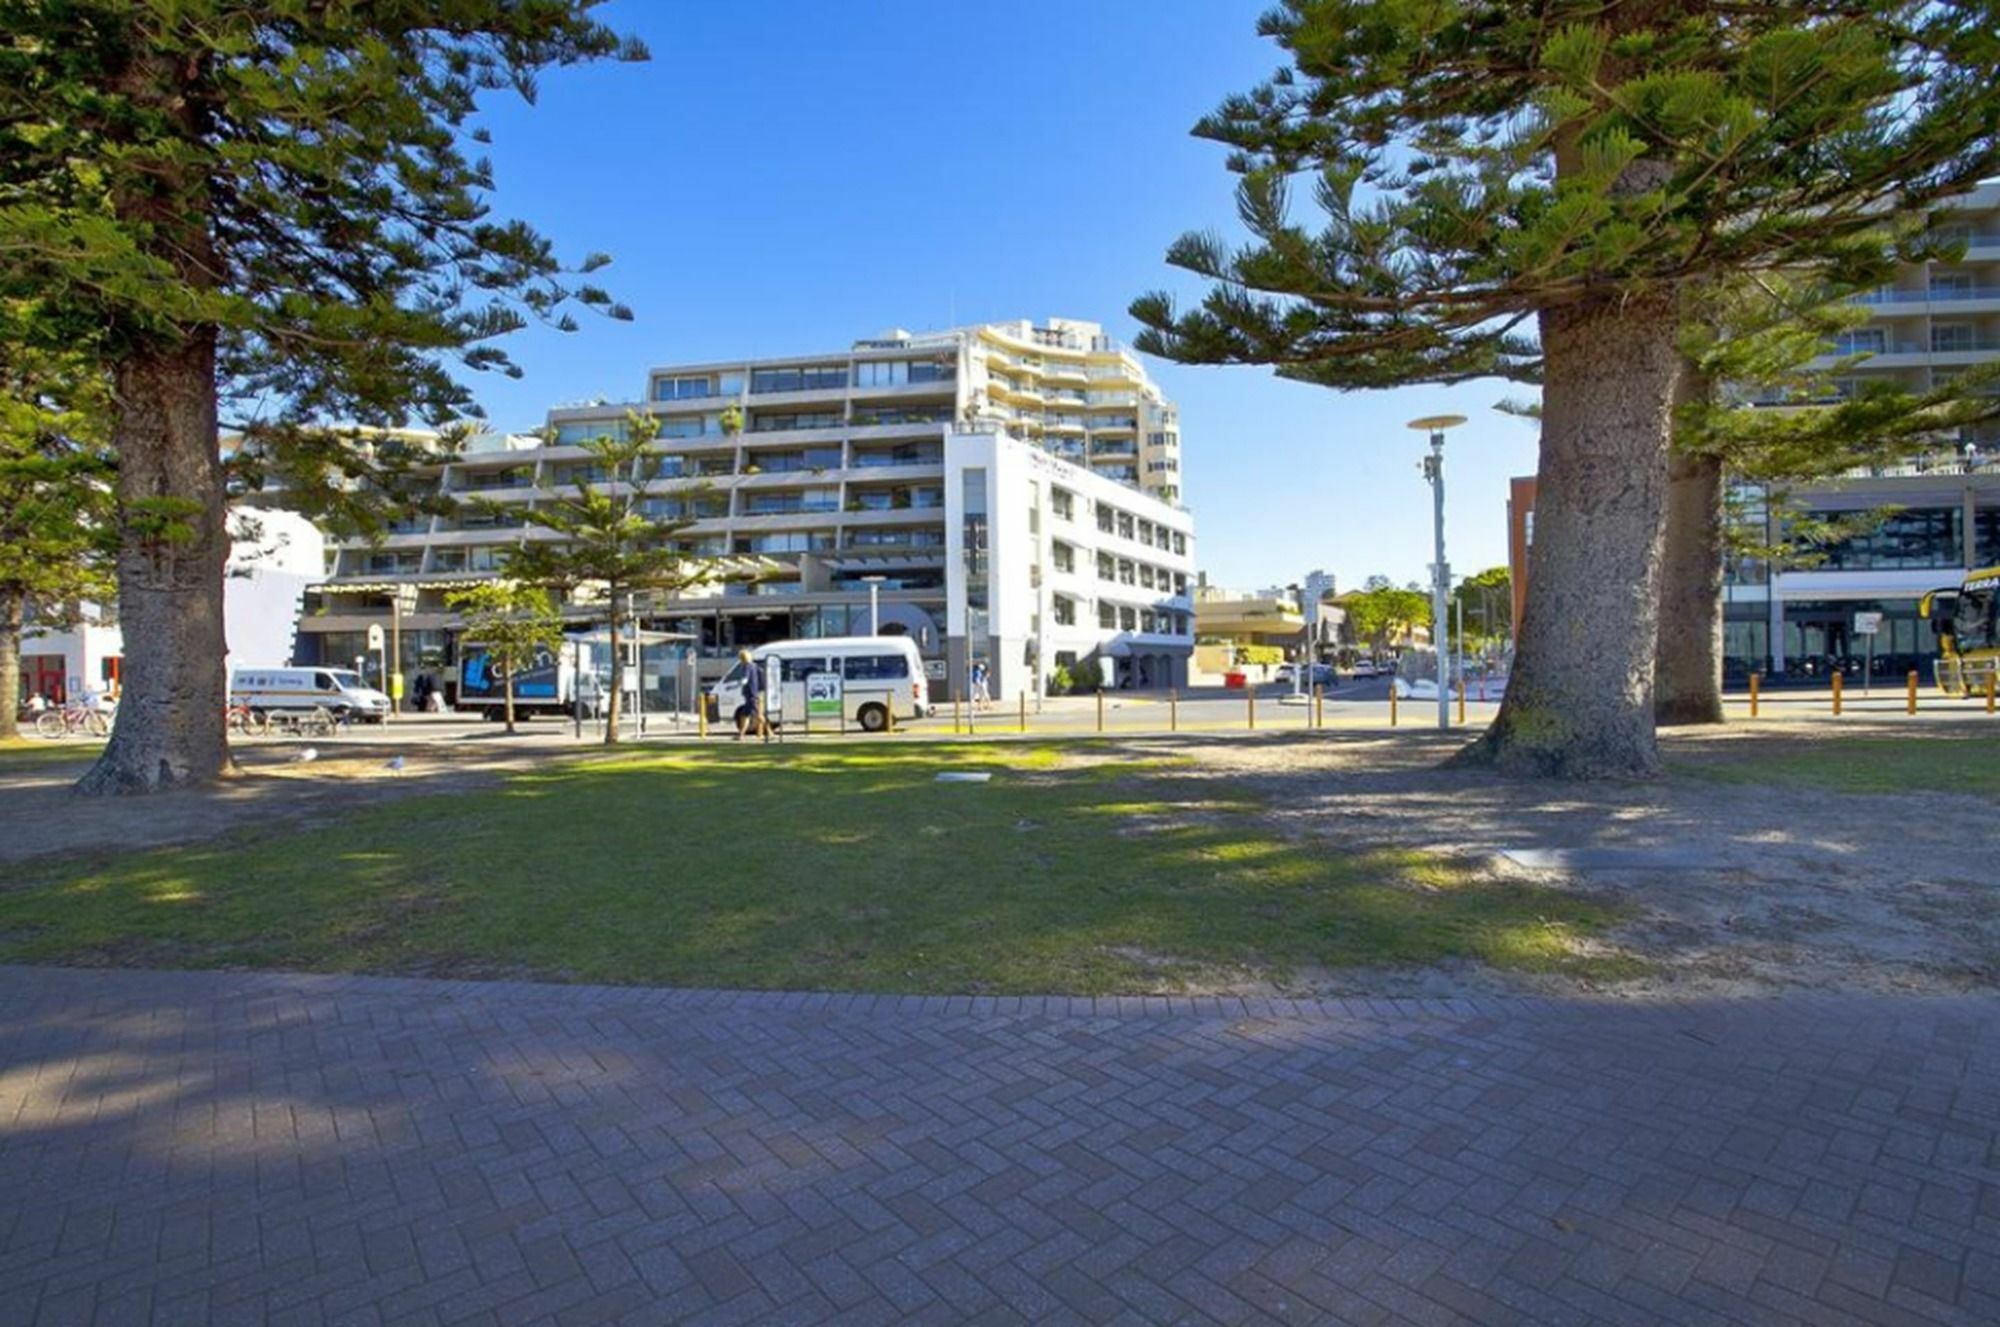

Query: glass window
[1053,596,1076,626]
[780,656,828,682]
[1172,531,1187,556]
[1051,488,1074,520]
[842,653,910,680]
[1098,603,1117,629]
[1097,505,1115,534]
[1117,513,1135,539]
[1096,551,1115,580]
[653,375,712,401]
[1119,607,1137,631]
[1797,507,1962,570]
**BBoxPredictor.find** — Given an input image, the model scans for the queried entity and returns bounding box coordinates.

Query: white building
[300,317,1196,697]
[18,508,326,705]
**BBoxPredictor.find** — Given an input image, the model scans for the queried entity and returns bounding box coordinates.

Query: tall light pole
[1409,414,1466,732]
[860,574,886,636]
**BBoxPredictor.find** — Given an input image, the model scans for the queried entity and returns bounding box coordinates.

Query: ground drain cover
[1500,847,1720,871]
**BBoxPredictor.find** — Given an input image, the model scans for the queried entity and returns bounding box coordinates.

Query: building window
[1173,572,1188,596]
[1172,531,1187,556]
[1096,504,1115,534]
[1139,564,1156,589]
[750,365,848,394]
[1051,488,1074,520]
[652,375,713,401]
[1138,519,1154,544]
[1053,596,1076,627]
[1052,542,1075,574]
[1098,602,1117,629]
[1119,607,1137,631]
[1797,506,1963,570]
[963,468,989,648]
[1097,551,1115,581]
[1141,610,1157,633]
[1117,512,1135,539]
[1118,559,1135,586]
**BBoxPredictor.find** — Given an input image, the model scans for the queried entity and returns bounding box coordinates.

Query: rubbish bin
[1223,671,1247,690]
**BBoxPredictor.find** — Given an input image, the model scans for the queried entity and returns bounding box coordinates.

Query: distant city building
[1511,183,2000,680]
[299,318,1195,697]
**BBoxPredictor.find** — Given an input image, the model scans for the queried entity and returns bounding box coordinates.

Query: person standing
[733,648,769,741]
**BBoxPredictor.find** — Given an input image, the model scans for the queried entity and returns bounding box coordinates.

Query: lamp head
[1406,414,1468,433]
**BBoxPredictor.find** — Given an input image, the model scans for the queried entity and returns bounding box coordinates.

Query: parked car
[1392,677,1441,700]
[230,665,390,723]
[1350,659,1382,678]
[1275,663,1337,688]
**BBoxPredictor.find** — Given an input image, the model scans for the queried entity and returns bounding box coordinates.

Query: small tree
[1133,1,2000,776]
[445,581,564,735]
[0,328,116,738]
[506,411,731,744]
[1343,583,1433,659]
[1451,567,1513,655]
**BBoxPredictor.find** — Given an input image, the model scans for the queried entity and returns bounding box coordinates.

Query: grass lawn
[0,736,103,772]
[1678,733,2000,799]
[0,742,1633,994]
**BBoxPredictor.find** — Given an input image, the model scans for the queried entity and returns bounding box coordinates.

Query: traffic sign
[1853,611,1883,635]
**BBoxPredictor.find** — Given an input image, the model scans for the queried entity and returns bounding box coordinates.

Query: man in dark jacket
[733,649,768,741]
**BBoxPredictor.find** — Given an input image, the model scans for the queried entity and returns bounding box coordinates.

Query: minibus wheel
[857,703,889,733]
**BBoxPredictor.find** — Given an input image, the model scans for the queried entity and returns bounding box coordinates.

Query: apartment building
[1724,181,2000,682]
[298,318,1195,699]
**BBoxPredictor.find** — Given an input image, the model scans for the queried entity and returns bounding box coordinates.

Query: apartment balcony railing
[1837,449,2000,479]
[1852,286,2000,304]
[1823,337,2000,355]
[851,451,943,469]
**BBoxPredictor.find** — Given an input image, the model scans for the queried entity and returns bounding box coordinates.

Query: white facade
[945,429,1194,698]
[18,507,327,704]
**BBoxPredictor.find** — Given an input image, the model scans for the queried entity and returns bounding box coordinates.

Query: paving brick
[0,969,1995,1327]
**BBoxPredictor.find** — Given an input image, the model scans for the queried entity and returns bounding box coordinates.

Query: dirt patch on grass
[1136,723,2000,999]
[0,741,551,868]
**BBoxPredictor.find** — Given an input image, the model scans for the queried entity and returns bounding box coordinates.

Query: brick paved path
[1,969,1996,1326]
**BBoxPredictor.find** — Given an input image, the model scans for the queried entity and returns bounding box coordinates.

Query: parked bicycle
[266,706,336,739]
[226,701,270,737]
[35,702,110,739]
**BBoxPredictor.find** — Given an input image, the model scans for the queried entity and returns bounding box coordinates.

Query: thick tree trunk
[0,589,21,741]
[75,334,230,794]
[1655,437,1727,727]
[1457,287,1682,777]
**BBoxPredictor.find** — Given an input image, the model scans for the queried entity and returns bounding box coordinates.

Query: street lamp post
[1409,414,1466,732]
[860,575,886,636]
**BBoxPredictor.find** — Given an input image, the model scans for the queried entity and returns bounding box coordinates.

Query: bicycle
[35,703,110,739]
[268,706,336,739]
[226,702,270,737]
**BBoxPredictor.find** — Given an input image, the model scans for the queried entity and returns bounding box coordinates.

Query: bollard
[1907,669,1918,716]
[1749,671,1760,719]
[953,691,962,734]
[1248,688,1256,731]
[1170,688,1178,733]
[698,698,708,740]
[1988,671,1996,715]
[885,697,895,734]
[1832,670,1843,716]
[1456,677,1466,727]
[1313,684,1323,731]
[1389,683,1398,727]
[1096,689,1104,734]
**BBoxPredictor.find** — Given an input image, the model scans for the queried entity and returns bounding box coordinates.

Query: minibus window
[843,654,909,680]
[781,656,828,682]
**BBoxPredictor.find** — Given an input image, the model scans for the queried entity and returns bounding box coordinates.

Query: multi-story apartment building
[297,318,1196,700]
[1723,181,2000,682]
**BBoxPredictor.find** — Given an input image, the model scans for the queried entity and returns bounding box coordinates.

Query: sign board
[1853,611,1884,636]
[366,623,385,651]
[806,672,843,721]
[923,658,948,681]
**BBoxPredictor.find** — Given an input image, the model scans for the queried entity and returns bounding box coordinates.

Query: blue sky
[465,0,1540,594]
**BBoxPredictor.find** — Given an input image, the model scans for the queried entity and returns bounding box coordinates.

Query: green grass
[0,743,1634,993]
[1677,735,2000,798]
[0,736,103,772]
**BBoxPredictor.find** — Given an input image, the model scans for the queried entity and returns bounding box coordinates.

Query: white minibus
[230,666,392,722]
[709,637,930,733]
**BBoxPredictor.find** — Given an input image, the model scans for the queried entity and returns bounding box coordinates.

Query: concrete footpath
[2,967,1996,1325]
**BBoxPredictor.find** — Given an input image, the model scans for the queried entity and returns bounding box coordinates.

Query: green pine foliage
[443,580,565,735]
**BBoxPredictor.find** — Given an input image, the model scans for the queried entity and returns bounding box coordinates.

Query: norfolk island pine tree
[1132,1,2000,777]
[0,3,646,793]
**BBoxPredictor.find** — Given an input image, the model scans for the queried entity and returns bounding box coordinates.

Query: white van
[710,637,930,733]
[230,666,391,722]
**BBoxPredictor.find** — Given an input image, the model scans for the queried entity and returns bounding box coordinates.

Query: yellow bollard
[1988,671,1996,715]
[885,697,895,734]
[1170,688,1178,733]
[1749,671,1760,719]
[1389,683,1398,728]
[1907,669,1918,716]
[1456,677,1466,727]
[1313,684,1322,731]
[953,691,962,734]
[1019,691,1027,734]
[698,699,708,740]
[1832,670,1843,716]
[1096,688,1104,734]
[1247,688,1256,731]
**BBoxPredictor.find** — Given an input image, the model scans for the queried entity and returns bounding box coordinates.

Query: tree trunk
[504,670,516,734]
[76,335,230,794]
[1655,423,1726,726]
[603,596,623,745]
[0,589,21,741]
[1457,287,1682,778]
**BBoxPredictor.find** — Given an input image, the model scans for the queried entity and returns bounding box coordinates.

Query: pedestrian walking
[734,649,769,741]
